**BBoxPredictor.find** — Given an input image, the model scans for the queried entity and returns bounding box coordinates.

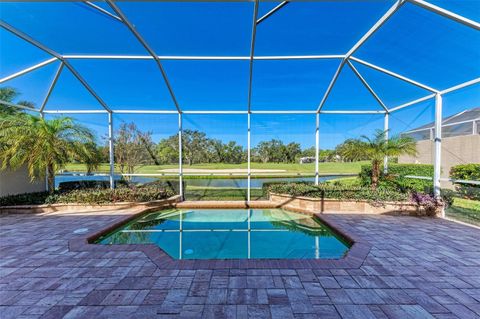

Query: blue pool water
[96,209,351,260]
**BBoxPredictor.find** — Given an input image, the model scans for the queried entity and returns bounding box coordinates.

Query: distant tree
[284,142,302,163]
[254,141,273,163]
[301,147,316,158]
[0,87,35,115]
[338,130,417,189]
[0,115,98,192]
[114,123,153,177]
[156,135,179,165]
[181,130,210,165]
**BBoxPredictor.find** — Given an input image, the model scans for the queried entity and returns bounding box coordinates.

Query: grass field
[446,197,480,226]
[63,161,368,176]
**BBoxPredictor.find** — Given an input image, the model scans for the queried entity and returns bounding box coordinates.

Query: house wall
[0,165,46,197]
[398,134,480,186]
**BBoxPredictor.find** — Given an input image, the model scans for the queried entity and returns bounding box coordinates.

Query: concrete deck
[1,209,479,318]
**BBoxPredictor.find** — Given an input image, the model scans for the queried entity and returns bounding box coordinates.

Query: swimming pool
[96,209,351,260]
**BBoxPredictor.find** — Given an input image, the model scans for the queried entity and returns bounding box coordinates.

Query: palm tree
[0,115,100,193]
[338,130,417,189]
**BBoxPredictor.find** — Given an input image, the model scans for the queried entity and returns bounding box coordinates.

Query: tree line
[110,122,348,171]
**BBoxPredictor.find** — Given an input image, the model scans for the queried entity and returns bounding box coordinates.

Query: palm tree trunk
[47,163,55,193]
[371,160,380,190]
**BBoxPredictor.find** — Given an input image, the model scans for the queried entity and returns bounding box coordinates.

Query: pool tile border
[69,204,371,269]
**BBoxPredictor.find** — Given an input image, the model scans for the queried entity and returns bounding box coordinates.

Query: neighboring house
[0,164,46,196]
[299,157,315,164]
[399,108,480,182]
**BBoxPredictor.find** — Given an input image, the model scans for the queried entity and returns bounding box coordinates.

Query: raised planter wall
[269,193,439,217]
[0,195,181,215]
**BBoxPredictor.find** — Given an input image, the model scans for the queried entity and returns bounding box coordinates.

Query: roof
[404,107,480,133]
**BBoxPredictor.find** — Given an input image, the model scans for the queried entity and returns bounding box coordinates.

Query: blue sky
[1,1,479,150]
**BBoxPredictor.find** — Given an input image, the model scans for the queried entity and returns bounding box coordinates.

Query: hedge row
[0,185,175,206]
[359,163,433,192]
[266,182,409,205]
[449,163,480,200]
[450,163,480,181]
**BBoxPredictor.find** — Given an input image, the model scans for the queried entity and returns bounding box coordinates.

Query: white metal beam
[84,1,122,22]
[42,110,109,114]
[0,99,40,112]
[247,112,251,201]
[389,94,436,113]
[320,110,386,114]
[350,57,438,93]
[390,76,480,114]
[40,62,64,113]
[247,0,260,113]
[407,0,480,31]
[108,112,115,189]
[106,0,181,113]
[347,60,389,112]
[383,113,389,174]
[178,113,184,199]
[0,58,57,84]
[62,54,344,60]
[316,60,345,113]
[256,1,288,25]
[315,113,320,185]
[440,77,480,95]
[0,20,112,112]
[345,0,405,59]
[433,93,442,208]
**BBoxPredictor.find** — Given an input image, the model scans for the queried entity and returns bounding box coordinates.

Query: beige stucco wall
[398,135,480,187]
[0,165,46,197]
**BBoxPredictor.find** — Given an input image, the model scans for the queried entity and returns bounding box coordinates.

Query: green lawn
[184,188,265,201]
[63,161,367,176]
[446,197,480,226]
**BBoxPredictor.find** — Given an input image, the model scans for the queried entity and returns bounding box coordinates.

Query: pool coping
[68,202,371,269]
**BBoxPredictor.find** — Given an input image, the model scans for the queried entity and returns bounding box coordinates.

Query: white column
[433,93,443,205]
[108,112,115,189]
[383,112,389,174]
[315,113,320,185]
[247,112,251,201]
[178,113,184,200]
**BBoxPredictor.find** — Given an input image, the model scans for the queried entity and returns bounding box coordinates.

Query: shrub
[449,164,480,200]
[440,189,455,208]
[0,191,50,206]
[360,164,433,192]
[410,192,442,216]
[450,163,480,181]
[58,180,127,192]
[0,185,175,206]
[266,182,409,206]
[143,179,185,195]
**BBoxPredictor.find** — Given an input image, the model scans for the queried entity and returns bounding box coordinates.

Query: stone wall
[269,193,438,217]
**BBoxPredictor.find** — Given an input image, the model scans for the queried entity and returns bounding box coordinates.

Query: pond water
[55,173,343,189]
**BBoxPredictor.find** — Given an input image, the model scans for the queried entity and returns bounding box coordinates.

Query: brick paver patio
[1,209,479,318]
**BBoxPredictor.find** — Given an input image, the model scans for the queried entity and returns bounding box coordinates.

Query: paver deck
[1,209,479,319]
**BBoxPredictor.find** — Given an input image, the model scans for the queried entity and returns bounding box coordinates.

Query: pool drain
[184,249,194,255]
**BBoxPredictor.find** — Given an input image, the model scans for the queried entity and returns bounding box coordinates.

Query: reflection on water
[96,209,350,260]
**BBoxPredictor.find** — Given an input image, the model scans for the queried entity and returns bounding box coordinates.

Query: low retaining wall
[0,195,181,215]
[269,193,439,216]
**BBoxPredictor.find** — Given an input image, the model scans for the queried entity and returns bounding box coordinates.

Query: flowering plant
[410,192,443,216]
